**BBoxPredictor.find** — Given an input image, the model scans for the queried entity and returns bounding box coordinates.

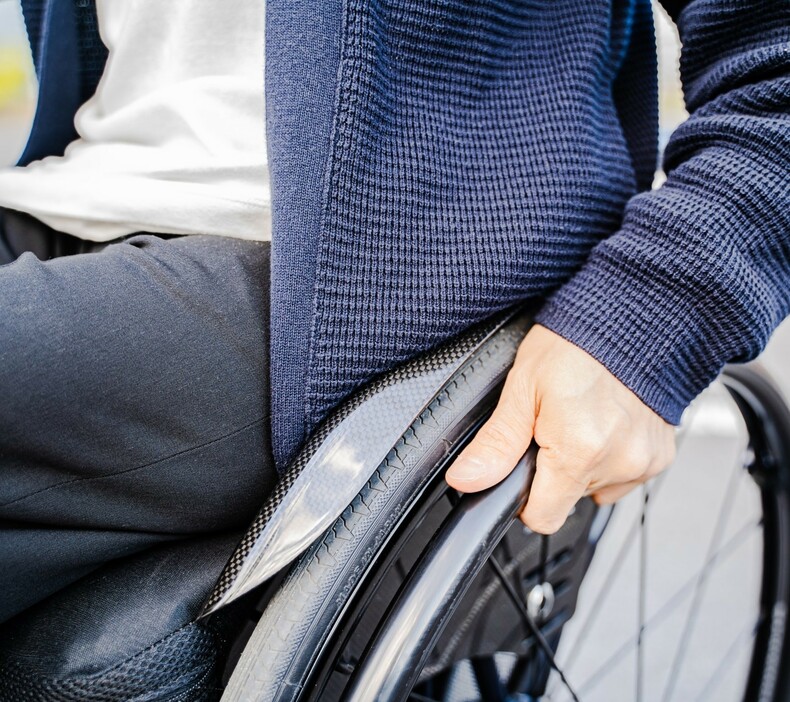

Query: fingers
[445,370,535,493]
[590,479,643,505]
[591,441,676,505]
[445,324,679,530]
[520,447,589,533]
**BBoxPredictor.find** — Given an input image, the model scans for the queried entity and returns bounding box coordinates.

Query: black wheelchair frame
[1,307,789,702]
[210,310,790,701]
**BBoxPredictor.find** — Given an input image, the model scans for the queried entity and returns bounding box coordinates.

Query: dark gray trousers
[0,209,277,623]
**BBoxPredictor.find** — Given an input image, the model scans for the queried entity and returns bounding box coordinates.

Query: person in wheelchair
[0,0,787,700]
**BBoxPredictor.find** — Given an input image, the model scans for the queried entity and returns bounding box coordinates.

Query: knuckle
[476,421,522,458]
[501,367,535,418]
[568,433,607,465]
[612,463,641,484]
[538,448,592,486]
[607,464,646,485]
[624,443,651,475]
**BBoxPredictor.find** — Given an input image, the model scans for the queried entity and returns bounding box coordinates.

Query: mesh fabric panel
[0,623,224,702]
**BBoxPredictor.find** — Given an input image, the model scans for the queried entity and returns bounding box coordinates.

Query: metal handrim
[290,366,790,702]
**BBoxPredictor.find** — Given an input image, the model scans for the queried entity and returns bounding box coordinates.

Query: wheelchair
[1,308,789,701]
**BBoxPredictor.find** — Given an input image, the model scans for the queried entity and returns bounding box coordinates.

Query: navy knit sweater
[18,0,790,469]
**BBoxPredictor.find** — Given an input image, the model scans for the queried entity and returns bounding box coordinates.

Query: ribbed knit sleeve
[536,0,790,424]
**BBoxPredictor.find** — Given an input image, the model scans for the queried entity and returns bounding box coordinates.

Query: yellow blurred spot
[0,45,32,110]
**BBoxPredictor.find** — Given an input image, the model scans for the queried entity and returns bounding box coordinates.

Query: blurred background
[0,0,34,165]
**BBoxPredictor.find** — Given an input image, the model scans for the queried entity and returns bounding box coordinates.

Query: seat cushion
[0,533,240,701]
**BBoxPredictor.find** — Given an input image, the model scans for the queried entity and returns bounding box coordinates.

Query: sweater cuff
[534,244,721,426]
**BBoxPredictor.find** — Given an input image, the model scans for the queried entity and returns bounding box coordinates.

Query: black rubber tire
[221,361,790,702]
[221,351,503,702]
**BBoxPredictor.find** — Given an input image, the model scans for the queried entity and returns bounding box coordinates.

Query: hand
[445,324,676,533]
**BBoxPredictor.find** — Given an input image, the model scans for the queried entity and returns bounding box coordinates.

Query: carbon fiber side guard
[201,307,534,616]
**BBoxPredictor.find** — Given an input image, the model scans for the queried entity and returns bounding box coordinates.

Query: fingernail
[447,456,487,482]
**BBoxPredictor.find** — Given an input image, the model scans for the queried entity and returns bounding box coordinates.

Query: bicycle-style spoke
[427,555,519,676]
[544,421,694,697]
[553,423,752,700]
[661,455,744,702]
[696,620,759,701]
[488,556,580,702]
[636,484,650,702]
[576,517,761,696]
[547,471,671,694]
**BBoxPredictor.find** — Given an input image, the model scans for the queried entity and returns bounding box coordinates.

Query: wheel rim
[298,450,600,701]
[545,392,765,701]
[296,376,790,702]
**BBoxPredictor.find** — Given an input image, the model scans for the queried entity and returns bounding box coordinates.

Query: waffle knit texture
[18,0,790,469]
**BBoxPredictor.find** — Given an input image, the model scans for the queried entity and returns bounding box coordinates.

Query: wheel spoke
[547,424,698,699]
[636,484,650,702]
[661,455,743,702]
[695,619,759,701]
[576,517,761,696]
[488,556,581,702]
[550,470,670,690]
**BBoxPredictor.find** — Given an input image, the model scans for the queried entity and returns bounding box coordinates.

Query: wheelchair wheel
[222,364,790,702]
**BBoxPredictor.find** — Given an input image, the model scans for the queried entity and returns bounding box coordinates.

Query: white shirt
[0,0,270,242]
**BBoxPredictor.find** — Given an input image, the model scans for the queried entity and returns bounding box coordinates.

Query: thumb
[446,373,535,493]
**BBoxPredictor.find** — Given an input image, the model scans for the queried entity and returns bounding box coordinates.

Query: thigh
[0,234,275,534]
